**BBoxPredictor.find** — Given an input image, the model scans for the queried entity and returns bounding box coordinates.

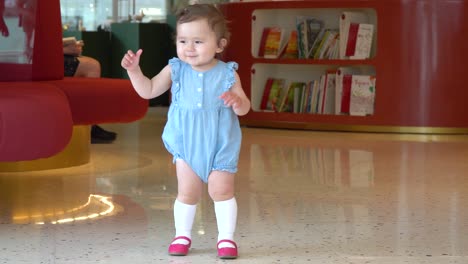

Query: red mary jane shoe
[168,236,191,256]
[217,239,238,259]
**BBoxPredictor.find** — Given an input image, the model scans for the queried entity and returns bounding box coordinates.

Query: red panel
[32,0,63,80]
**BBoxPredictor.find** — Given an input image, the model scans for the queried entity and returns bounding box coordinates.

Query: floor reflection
[2,108,468,263]
[249,144,375,188]
[0,173,94,224]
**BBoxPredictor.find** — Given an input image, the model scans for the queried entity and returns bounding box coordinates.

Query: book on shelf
[304,81,315,113]
[300,82,311,113]
[260,78,275,110]
[320,70,337,114]
[349,75,376,116]
[339,11,369,59]
[314,29,339,59]
[322,31,340,59]
[293,82,307,113]
[266,78,286,112]
[258,28,270,57]
[335,67,362,114]
[344,22,360,56]
[308,27,326,59]
[309,80,321,114]
[349,23,374,60]
[277,81,307,113]
[296,16,324,59]
[280,30,299,59]
[316,74,327,114]
[278,82,295,112]
[258,27,286,59]
[340,74,353,114]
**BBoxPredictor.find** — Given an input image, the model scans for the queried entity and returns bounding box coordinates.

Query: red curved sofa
[0,0,148,162]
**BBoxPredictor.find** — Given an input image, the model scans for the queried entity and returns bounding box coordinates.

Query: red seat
[0,82,73,161]
[0,0,147,162]
[51,78,147,125]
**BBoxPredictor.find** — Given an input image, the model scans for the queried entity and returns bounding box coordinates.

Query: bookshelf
[218,1,468,134]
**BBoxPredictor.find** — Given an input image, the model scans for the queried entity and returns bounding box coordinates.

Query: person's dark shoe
[91,125,116,144]
[94,125,117,138]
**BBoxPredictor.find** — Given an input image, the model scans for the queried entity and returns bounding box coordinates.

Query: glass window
[60,0,167,31]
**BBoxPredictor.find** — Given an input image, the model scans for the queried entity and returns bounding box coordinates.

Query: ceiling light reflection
[49,195,114,224]
[15,194,117,225]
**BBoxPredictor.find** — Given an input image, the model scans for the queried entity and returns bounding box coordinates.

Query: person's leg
[90,125,116,144]
[74,56,101,78]
[208,170,238,258]
[73,56,117,142]
[169,159,203,255]
[64,55,80,77]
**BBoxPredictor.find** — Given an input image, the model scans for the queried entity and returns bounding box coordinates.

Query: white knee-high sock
[214,197,237,248]
[172,199,197,245]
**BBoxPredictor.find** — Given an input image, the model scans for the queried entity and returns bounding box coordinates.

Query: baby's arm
[220,72,251,116]
[121,49,172,99]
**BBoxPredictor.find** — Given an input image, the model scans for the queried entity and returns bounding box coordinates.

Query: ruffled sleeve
[225,61,239,91]
[168,57,181,82]
[168,57,181,101]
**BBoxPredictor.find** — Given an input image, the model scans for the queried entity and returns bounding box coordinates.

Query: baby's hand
[220,91,242,110]
[121,49,143,71]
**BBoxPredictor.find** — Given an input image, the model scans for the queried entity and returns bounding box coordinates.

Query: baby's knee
[208,185,234,202]
[176,193,200,205]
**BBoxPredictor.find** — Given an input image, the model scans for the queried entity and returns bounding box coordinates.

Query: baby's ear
[216,38,228,53]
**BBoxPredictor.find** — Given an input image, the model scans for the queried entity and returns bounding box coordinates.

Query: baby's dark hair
[176,4,230,44]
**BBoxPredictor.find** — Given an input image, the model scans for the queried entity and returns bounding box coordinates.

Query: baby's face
[176,18,223,71]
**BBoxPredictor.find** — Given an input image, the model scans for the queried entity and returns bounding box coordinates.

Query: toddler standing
[121,3,250,259]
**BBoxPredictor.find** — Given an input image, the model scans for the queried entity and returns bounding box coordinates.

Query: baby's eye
[195,40,203,44]
[178,40,186,44]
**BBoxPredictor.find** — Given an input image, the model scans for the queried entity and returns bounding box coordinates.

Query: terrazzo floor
[2,107,468,263]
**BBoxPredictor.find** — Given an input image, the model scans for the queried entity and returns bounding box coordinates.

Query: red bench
[0,0,147,167]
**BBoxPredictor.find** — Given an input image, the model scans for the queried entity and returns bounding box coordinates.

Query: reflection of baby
[0,0,9,37]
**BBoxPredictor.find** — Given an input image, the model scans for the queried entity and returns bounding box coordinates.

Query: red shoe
[168,236,191,256]
[217,239,238,259]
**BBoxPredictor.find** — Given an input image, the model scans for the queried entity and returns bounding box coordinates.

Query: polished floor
[2,107,468,264]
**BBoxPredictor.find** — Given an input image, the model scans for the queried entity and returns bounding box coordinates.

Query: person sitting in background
[63,39,117,144]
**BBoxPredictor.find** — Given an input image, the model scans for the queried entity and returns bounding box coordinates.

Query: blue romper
[161,58,242,183]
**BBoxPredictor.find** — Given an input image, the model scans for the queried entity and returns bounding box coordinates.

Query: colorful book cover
[292,82,306,113]
[335,67,362,114]
[296,16,323,59]
[278,82,294,112]
[267,78,286,111]
[263,27,284,59]
[280,31,298,59]
[339,11,369,59]
[260,78,275,110]
[349,23,375,59]
[349,75,376,116]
